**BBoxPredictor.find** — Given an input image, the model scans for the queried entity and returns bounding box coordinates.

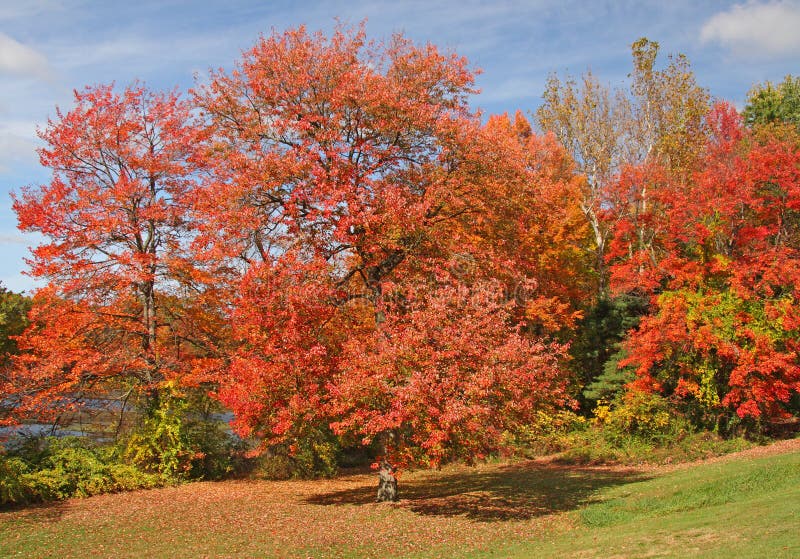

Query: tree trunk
[376,460,399,502]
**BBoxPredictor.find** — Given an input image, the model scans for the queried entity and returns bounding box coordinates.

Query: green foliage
[596,391,687,444]
[0,285,31,362]
[582,348,636,402]
[503,403,752,467]
[183,420,241,480]
[503,410,590,456]
[1,385,239,506]
[547,392,750,465]
[0,455,33,505]
[497,392,758,468]
[123,386,195,478]
[123,383,237,480]
[255,426,340,480]
[555,424,753,466]
[526,387,759,466]
[21,446,160,501]
[743,75,800,129]
[0,437,161,506]
[572,294,648,405]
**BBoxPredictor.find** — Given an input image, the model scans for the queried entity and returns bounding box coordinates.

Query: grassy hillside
[482,442,800,558]
[2,440,798,558]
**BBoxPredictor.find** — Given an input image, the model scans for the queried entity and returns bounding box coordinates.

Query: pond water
[1,396,234,447]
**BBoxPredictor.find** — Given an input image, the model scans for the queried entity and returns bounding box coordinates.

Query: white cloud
[700,1,800,58]
[0,234,29,245]
[0,33,53,81]
[0,120,41,172]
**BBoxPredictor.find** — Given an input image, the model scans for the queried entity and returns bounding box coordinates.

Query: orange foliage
[610,103,800,421]
[194,26,581,465]
[6,85,214,422]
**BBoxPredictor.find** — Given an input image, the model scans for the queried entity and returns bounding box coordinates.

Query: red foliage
[611,102,800,421]
[196,26,578,465]
[329,278,570,467]
[6,84,210,421]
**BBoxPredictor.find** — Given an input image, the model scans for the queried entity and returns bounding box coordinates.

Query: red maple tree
[609,103,800,424]
[194,25,579,470]
[7,84,212,422]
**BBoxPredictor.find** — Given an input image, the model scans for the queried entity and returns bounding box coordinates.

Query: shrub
[123,383,237,480]
[1,385,240,507]
[255,426,340,480]
[504,410,590,456]
[597,391,689,445]
[0,455,34,505]
[0,437,162,506]
[183,420,240,480]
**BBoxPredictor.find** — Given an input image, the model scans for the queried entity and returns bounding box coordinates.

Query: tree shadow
[305,460,649,522]
[0,499,69,522]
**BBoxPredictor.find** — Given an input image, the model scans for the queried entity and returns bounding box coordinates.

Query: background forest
[1,25,798,505]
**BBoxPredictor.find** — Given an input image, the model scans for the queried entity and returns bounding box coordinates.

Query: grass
[1,439,798,558]
[492,443,800,558]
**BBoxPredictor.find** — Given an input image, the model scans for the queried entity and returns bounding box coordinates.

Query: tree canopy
[3,26,799,472]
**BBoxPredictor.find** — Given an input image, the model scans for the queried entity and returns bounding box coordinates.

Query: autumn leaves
[5,25,800,469]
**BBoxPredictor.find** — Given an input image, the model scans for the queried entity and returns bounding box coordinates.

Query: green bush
[122,383,237,480]
[554,429,649,465]
[183,420,240,480]
[0,455,34,505]
[556,427,754,466]
[255,426,340,480]
[1,385,241,507]
[596,392,689,445]
[504,393,756,466]
[0,437,162,506]
[123,389,196,478]
[503,410,591,456]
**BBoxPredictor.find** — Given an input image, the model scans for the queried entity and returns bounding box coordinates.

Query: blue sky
[2,0,800,292]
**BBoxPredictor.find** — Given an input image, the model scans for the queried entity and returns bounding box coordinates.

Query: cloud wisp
[701,1,800,59]
[0,33,54,81]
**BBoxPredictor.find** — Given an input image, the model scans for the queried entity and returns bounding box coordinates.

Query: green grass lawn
[480,446,800,558]
[2,441,798,558]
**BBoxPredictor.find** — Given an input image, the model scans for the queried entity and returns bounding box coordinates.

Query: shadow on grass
[305,461,650,522]
[0,500,69,522]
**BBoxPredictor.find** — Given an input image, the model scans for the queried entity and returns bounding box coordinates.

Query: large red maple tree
[193,25,580,472]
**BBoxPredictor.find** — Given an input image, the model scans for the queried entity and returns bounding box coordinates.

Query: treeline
[1,25,798,500]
